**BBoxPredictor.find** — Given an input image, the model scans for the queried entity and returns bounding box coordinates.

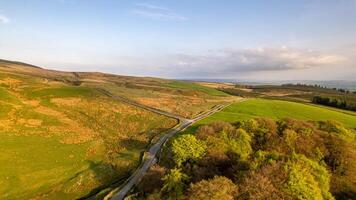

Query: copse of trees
[312,96,356,111]
[171,134,207,166]
[282,83,352,94]
[135,119,356,200]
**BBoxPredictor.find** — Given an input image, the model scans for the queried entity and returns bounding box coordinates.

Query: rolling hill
[0,59,232,199]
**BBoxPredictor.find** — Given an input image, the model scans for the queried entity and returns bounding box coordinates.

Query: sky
[0,0,355,80]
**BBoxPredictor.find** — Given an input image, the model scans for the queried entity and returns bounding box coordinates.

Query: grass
[0,134,89,200]
[165,81,229,96]
[186,98,356,133]
[0,87,21,104]
[26,87,96,98]
[98,80,234,118]
[0,70,178,199]
[0,59,231,199]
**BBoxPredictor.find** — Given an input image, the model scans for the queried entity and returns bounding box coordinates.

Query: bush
[186,176,237,200]
[209,121,234,133]
[172,134,207,166]
[285,154,334,200]
[283,129,298,151]
[195,125,215,140]
[136,165,166,194]
[250,150,281,170]
[239,171,287,200]
[161,168,189,200]
[234,119,259,134]
[222,128,252,160]
[319,120,355,142]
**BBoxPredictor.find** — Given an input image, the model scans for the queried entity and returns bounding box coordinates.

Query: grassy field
[93,80,234,118]
[186,98,356,133]
[0,59,234,119]
[0,59,233,199]
[0,70,178,199]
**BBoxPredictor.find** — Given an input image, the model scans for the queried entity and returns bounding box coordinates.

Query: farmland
[186,98,356,133]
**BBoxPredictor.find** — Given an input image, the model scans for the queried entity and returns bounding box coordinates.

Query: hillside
[0,60,234,118]
[134,98,356,200]
[0,59,232,199]
[188,99,356,131]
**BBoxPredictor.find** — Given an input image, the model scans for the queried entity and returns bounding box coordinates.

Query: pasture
[187,98,356,133]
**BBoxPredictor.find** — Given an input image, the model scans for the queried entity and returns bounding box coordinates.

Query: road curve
[105,104,226,200]
[96,88,227,200]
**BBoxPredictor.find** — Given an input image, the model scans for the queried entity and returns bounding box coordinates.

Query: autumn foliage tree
[186,176,237,200]
[171,134,207,166]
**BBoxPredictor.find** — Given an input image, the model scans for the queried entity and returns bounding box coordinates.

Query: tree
[186,176,237,200]
[223,128,252,160]
[239,171,287,200]
[137,164,166,194]
[235,119,259,134]
[161,168,189,200]
[284,154,334,200]
[195,125,216,140]
[172,134,207,166]
[283,129,298,151]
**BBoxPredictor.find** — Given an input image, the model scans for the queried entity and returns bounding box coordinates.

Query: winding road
[97,89,227,200]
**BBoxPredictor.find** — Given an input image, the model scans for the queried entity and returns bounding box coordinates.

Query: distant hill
[188,78,356,91]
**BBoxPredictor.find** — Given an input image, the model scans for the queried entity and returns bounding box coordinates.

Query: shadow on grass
[77,160,129,200]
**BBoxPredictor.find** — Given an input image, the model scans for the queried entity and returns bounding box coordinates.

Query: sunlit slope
[0,63,178,199]
[0,59,234,118]
[187,98,356,133]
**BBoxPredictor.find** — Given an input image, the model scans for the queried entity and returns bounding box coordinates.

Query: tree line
[312,96,356,111]
[133,118,356,200]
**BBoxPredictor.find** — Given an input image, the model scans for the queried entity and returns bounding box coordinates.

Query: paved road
[97,89,227,200]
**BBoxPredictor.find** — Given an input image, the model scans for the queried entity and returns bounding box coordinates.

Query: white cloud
[166,47,346,76]
[132,3,187,21]
[0,15,9,24]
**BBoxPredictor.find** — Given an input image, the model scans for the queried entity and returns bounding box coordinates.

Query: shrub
[283,129,298,151]
[136,164,166,194]
[186,176,237,200]
[209,121,234,133]
[319,120,355,142]
[250,150,281,170]
[172,135,207,166]
[195,125,215,140]
[239,171,287,200]
[285,154,334,200]
[234,119,259,134]
[161,168,189,200]
[222,128,252,160]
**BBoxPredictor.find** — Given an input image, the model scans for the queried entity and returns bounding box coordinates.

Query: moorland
[0,59,355,200]
[0,59,233,199]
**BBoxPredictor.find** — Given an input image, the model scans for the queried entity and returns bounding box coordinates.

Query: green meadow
[0,72,178,199]
[187,98,356,133]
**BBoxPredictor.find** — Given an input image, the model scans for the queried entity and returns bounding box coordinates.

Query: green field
[187,98,356,133]
[0,60,234,199]
[0,72,178,199]
[165,81,229,96]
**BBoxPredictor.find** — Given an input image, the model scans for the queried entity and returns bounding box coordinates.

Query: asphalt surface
[97,89,226,200]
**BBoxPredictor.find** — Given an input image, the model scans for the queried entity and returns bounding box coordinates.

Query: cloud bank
[166,47,346,77]
[132,3,187,21]
[0,15,9,24]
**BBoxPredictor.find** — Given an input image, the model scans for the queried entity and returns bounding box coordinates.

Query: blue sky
[0,0,355,80]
